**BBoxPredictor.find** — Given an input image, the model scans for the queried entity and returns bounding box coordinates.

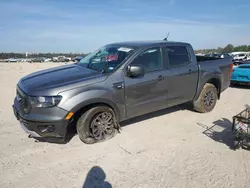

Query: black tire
[76,106,118,144]
[193,83,218,113]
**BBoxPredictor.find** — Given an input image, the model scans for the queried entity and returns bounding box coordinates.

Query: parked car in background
[53,56,71,62]
[19,58,31,62]
[6,58,18,62]
[231,61,250,85]
[44,58,52,62]
[53,56,63,62]
[26,59,33,63]
[74,56,84,62]
[219,53,231,59]
[65,57,71,62]
[205,53,231,59]
[233,53,250,65]
[13,40,233,144]
[31,57,46,63]
[245,54,250,61]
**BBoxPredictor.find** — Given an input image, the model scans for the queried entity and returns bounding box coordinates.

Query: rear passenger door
[164,45,199,106]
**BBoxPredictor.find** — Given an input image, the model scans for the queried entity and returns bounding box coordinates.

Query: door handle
[158,75,164,81]
[113,82,124,90]
[188,69,192,74]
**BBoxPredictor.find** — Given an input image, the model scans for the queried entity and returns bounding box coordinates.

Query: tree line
[195,44,250,54]
[1,44,250,59]
[0,53,88,59]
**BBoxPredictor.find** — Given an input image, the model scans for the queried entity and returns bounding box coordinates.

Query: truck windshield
[78,45,135,73]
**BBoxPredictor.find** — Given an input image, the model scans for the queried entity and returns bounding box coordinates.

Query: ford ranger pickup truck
[13,41,233,144]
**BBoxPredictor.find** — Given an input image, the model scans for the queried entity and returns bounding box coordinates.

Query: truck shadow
[82,166,112,188]
[120,103,193,127]
[197,118,235,150]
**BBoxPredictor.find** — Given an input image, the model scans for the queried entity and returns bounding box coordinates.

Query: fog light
[38,125,55,133]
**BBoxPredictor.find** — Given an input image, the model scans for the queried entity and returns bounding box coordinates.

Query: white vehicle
[6,58,18,62]
[65,57,71,62]
[19,58,29,62]
[53,56,71,62]
[233,52,250,63]
[44,58,52,62]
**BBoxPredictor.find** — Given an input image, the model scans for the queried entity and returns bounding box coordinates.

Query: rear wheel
[76,106,118,144]
[193,83,218,113]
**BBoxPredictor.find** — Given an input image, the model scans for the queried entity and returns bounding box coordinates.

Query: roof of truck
[108,40,190,48]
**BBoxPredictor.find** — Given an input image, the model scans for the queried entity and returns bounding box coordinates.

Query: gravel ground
[0,62,250,188]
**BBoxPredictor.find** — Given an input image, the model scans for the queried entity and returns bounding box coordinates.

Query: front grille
[17,87,31,114]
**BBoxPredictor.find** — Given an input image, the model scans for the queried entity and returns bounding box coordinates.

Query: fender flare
[194,76,222,101]
[70,98,122,122]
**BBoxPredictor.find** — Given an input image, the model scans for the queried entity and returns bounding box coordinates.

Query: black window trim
[126,46,165,75]
[165,45,192,69]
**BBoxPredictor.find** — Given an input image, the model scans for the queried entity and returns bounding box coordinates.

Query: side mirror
[127,64,144,78]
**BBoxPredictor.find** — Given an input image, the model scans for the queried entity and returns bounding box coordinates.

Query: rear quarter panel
[195,58,232,100]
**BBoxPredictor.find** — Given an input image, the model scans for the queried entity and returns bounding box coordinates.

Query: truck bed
[196,56,233,95]
[196,55,224,62]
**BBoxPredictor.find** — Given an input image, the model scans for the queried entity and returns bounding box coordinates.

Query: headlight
[29,96,62,108]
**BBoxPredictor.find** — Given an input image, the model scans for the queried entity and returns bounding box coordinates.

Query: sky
[0,0,250,53]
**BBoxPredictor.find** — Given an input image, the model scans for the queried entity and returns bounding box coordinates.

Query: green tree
[234,45,248,52]
[222,44,234,53]
[216,47,223,53]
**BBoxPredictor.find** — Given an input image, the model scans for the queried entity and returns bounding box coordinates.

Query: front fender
[58,87,125,122]
[71,98,121,121]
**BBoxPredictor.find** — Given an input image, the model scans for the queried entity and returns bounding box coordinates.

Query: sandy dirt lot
[0,62,250,188]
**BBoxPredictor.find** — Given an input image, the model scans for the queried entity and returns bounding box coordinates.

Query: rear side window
[166,46,190,68]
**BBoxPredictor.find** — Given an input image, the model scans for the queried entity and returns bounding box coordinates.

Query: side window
[130,48,163,73]
[166,46,190,68]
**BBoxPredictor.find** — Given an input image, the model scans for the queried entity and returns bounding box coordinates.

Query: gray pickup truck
[13,41,233,144]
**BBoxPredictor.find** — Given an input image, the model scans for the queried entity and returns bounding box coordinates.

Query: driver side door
[124,47,168,118]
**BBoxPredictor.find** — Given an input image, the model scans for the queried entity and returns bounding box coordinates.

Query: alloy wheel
[90,112,115,140]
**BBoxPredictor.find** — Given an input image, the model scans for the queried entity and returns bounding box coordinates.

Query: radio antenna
[163,32,170,41]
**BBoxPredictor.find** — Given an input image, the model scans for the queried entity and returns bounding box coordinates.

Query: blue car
[231,61,250,85]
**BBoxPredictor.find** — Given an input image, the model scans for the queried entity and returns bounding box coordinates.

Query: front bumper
[13,101,70,139]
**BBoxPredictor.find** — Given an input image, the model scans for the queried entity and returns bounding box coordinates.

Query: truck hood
[18,64,107,96]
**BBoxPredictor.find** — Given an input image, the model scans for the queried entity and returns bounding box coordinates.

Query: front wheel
[193,83,218,113]
[76,106,118,144]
